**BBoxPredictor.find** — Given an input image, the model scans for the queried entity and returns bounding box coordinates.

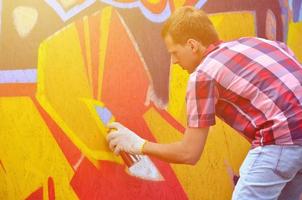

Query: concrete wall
[0,0,301,199]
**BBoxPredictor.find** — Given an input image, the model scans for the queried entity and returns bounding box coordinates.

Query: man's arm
[107,122,209,165]
[143,127,209,165]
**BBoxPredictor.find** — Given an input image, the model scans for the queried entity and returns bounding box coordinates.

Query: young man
[107,6,302,200]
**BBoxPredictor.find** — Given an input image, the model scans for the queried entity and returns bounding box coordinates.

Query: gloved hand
[106,122,146,155]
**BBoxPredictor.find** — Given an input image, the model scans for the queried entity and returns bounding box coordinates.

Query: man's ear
[187,39,200,53]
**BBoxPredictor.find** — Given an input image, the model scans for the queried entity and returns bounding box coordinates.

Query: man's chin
[178,64,196,74]
[183,66,195,74]
[179,65,189,72]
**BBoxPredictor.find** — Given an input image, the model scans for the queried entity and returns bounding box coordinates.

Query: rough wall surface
[0,0,301,199]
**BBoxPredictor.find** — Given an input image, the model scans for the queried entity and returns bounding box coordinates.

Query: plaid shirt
[186,37,302,147]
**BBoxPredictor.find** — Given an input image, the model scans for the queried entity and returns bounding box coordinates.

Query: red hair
[161,6,219,47]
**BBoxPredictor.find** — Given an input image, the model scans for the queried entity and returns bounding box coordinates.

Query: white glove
[106,122,146,155]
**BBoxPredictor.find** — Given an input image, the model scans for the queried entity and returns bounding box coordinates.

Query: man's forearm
[143,141,197,164]
[142,127,209,165]
[107,124,209,165]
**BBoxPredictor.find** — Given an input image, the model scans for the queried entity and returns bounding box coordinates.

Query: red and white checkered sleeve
[186,72,218,128]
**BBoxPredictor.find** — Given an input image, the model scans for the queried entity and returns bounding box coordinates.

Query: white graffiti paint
[99,0,207,23]
[195,0,207,9]
[13,6,38,38]
[0,69,37,83]
[45,0,208,23]
[44,0,96,21]
[100,0,171,23]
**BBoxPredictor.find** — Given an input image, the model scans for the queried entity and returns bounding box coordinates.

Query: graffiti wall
[0,0,301,199]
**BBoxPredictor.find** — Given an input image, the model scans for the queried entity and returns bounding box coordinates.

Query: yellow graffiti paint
[0,97,77,199]
[36,20,119,165]
[218,121,250,176]
[173,0,187,9]
[167,64,189,126]
[144,107,250,199]
[59,0,80,9]
[210,12,256,41]
[80,98,123,163]
[287,21,302,63]
[83,16,93,88]
[0,161,8,199]
[145,0,161,4]
[98,7,113,101]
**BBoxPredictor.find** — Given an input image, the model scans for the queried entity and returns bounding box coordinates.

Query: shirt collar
[202,40,223,59]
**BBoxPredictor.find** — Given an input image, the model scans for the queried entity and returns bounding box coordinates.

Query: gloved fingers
[113,144,122,155]
[108,137,120,151]
[108,122,124,130]
[106,130,123,141]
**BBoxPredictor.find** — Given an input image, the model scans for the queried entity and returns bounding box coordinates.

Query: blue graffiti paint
[292,0,302,22]
[95,105,112,125]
